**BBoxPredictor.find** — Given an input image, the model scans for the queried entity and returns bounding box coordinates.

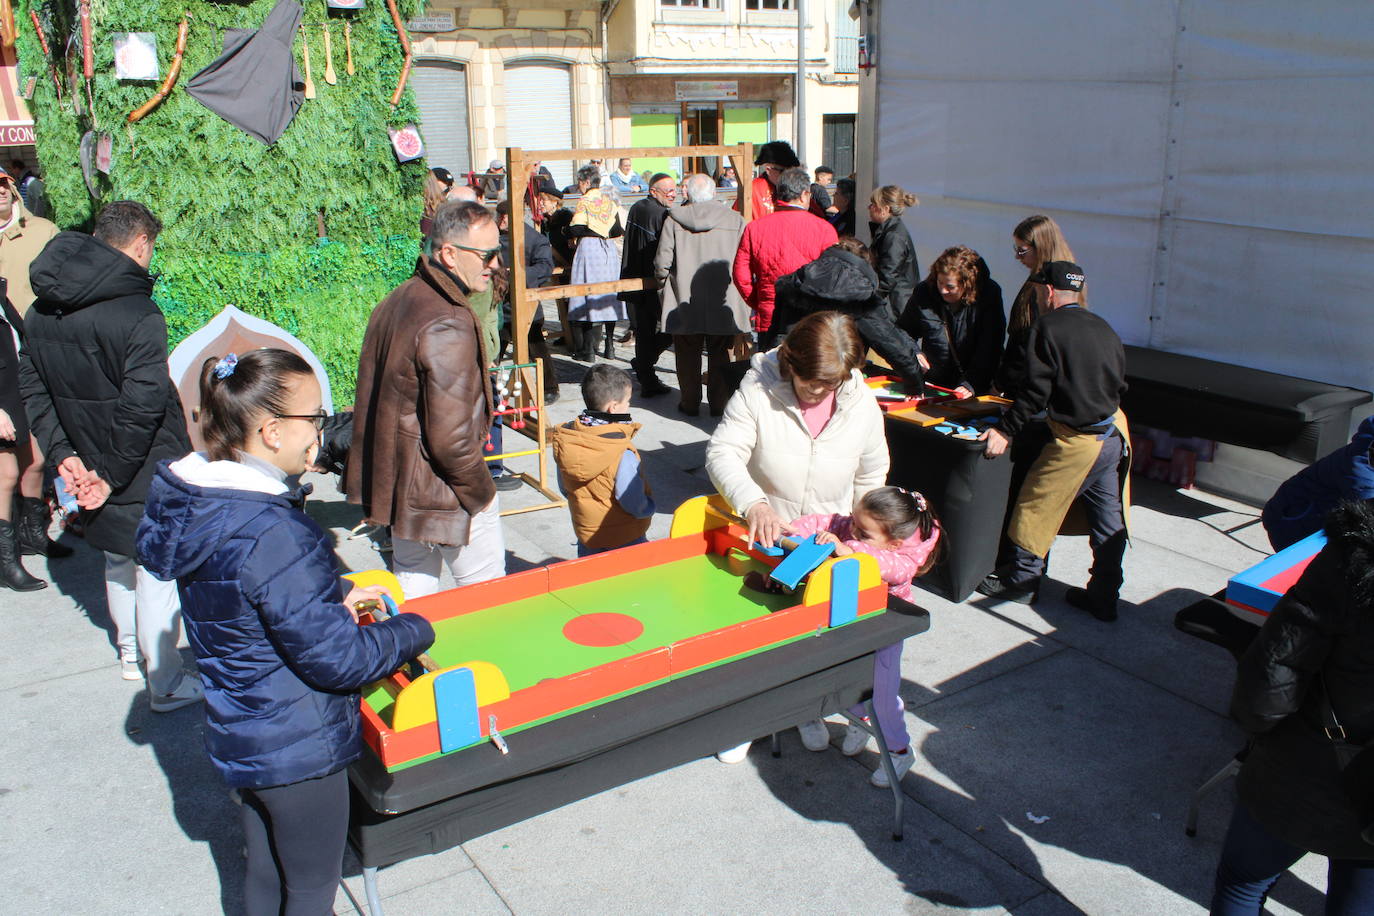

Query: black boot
[601,322,616,359]
[1072,530,1127,622]
[17,496,73,558]
[0,519,46,591]
[574,321,597,363]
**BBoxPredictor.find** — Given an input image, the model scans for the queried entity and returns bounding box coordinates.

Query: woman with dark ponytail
[137,348,435,915]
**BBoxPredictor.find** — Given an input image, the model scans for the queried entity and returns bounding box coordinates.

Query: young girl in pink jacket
[790,486,940,787]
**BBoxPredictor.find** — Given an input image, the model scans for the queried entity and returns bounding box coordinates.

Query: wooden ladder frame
[502,143,755,514]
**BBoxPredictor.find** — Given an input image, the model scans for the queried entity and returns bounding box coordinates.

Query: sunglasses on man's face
[446,243,503,265]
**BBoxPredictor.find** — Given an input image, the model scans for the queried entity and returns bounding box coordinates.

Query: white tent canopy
[863,0,1373,391]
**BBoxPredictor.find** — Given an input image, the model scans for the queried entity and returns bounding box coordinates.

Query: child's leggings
[240,769,349,916]
[847,642,909,751]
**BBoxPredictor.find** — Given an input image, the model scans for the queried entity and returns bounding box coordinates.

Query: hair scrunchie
[894,485,928,512]
[213,353,239,379]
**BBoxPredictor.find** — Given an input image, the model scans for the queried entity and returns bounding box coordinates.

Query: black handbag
[1318,674,1374,844]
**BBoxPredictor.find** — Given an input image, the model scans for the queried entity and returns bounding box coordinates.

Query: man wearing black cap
[734,142,829,223]
[976,261,1130,621]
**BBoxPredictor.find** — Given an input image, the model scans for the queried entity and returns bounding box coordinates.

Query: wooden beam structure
[503,143,755,518]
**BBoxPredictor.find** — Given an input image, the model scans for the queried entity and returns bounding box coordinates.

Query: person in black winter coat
[19,201,200,707]
[621,173,677,396]
[0,286,65,591]
[867,185,920,320]
[772,239,925,388]
[1212,499,1374,913]
[899,245,1006,397]
[139,348,434,916]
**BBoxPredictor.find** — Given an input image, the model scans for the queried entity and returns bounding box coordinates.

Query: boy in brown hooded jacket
[551,365,655,556]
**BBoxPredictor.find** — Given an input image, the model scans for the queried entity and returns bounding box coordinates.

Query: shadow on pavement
[124,693,245,915]
[45,537,118,652]
[752,613,1329,914]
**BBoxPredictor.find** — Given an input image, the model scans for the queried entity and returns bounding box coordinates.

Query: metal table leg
[363,865,384,916]
[843,700,904,841]
[770,732,782,758]
[1186,755,1243,838]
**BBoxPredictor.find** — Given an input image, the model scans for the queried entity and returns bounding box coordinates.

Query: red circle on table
[563,613,644,647]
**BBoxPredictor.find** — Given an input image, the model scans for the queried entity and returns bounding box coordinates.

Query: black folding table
[347,598,930,914]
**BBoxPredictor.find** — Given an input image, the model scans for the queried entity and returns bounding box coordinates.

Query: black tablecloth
[885,417,1011,601]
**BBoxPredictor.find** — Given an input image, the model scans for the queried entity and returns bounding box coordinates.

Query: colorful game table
[344,496,930,913]
[1225,530,1326,623]
[1174,530,1327,681]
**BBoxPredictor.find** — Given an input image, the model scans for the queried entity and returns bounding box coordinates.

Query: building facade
[405,1,608,188]
[404,1,858,188]
[604,0,859,179]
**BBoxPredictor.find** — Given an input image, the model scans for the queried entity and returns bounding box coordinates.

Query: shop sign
[407,12,455,32]
[674,80,739,101]
[0,123,34,145]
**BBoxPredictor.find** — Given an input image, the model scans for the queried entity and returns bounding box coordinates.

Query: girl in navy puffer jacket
[138,349,434,916]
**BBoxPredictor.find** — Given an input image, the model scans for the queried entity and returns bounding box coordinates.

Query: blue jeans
[1212,802,1374,914]
[1005,429,1126,603]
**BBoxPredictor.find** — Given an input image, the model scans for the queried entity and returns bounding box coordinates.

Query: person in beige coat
[653,174,749,417]
[705,311,889,763]
[0,167,58,316]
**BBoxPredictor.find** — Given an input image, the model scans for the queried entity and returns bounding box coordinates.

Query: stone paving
[0,343,1330,915]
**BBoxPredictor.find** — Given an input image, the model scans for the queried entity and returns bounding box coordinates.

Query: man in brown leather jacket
[346,201,505,597]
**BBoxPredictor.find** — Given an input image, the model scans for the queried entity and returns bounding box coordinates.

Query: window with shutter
[834,0,859,74]
[822,114,856,178]
[410,60,472,178]
[504,61,576,189]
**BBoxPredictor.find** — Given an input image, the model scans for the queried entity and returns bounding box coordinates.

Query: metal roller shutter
[411,60,472,178]
[504,61,574,188]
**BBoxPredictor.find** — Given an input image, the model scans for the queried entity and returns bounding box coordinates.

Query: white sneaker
[150,676,204,713]
[841,721,871,757]
[715,741,752,764]
[870,748,916,788]
[120,655,144,681]
[798,718,831,752]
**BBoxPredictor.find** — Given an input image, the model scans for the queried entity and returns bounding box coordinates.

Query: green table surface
[366,552,795,724]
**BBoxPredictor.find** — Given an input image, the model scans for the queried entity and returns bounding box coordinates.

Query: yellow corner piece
[670,494,734,538]
[343,569,406,605]
[802,552,881,606]
[390,661,511,732]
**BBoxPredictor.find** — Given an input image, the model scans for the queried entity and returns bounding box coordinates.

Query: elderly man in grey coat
[653,174,749,417]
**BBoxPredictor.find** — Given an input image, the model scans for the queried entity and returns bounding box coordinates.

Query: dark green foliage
[17,0,428,397]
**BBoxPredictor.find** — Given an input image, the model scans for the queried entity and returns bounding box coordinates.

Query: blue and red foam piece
[1226,530,1325,620]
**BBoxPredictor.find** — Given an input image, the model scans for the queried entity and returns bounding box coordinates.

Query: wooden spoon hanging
[344,21,355,76]
[300,25,315,99]
[322,23,337,86]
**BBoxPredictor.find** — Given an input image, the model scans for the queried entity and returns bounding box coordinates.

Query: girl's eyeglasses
[276,412,328,431]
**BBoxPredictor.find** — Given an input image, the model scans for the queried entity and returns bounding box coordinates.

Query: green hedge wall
[17,0,429,399]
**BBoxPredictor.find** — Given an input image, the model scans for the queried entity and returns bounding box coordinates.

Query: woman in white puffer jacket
[705,311,890,763]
